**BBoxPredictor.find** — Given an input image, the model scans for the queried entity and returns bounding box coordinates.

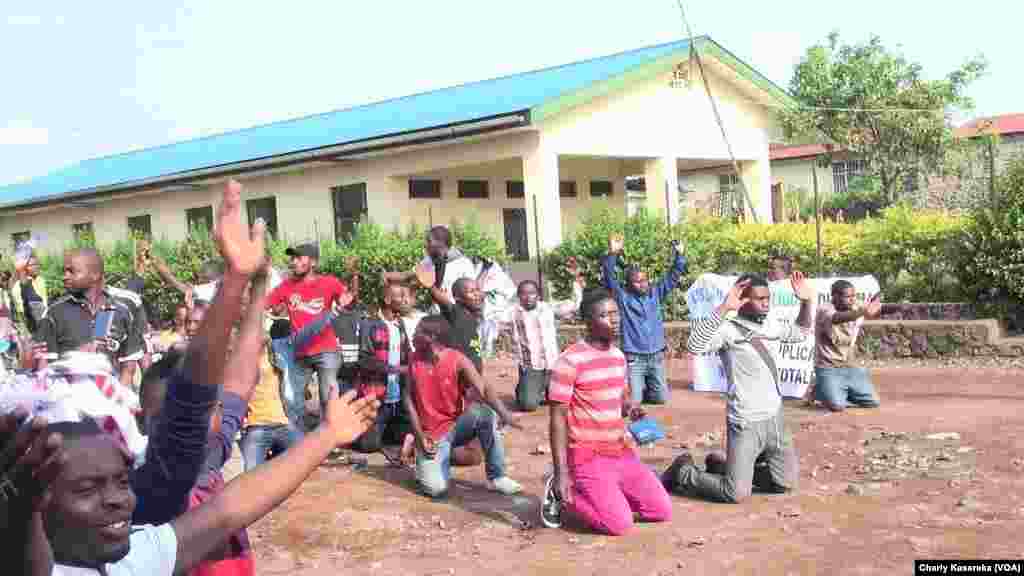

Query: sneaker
[540,471,563,529]
[487,476,522,495]
[661,452,694,490]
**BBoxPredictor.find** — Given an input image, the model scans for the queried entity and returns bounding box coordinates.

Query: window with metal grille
[831,160,866,194]
[506,180,524,199]
[559,181,577,198]
[72,222,94,239]
[185,206,214,236]
[457,180,489,199]
[246,197,278,239]
[11,231,30,249]
[127,215,152,239]
[590,180,613,197]
[331,183,367,244]
[409,179,442,199]
[716,174,739,217]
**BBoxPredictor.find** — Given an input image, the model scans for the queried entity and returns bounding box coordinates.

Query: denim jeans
[294,351,342,419]
[415,404,507,498]
[814,367,880,409]
[271,337,306,436]
[239,424,302,472]
[667,410,798,503]
[515,367,550,412]
[626,351,669,405]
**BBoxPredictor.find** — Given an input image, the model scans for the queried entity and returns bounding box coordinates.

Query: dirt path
[243,359,1024,575]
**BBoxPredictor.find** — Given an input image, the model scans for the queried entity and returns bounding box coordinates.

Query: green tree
[779,32,987,203]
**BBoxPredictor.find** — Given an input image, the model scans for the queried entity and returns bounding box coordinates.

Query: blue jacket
[602,248,687,354]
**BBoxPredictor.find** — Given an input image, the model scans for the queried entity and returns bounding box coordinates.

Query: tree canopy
[778,32,987,202]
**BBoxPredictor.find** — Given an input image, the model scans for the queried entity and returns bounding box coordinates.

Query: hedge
[544,204,968,321]
[14,204,979,326]
[24,218,507,326]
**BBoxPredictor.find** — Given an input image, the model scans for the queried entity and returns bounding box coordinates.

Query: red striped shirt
[549,340,628,458]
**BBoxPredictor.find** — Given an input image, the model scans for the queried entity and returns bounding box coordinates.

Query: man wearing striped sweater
[662,272,814,504]
[544,288,672,534]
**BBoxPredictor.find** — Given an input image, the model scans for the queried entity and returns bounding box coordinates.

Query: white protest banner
[686,273,880,398]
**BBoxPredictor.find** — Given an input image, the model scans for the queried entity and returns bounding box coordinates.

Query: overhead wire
[674,0,759,222]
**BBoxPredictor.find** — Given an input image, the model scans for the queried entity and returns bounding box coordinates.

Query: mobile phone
[94,309,115,339]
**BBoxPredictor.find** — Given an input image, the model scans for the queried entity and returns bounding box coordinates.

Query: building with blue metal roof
[0,36,791,262]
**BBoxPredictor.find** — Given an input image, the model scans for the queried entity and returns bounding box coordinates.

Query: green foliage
[957,153,1024,322]
[33,218,508,325]
[779,32,987,203]
[822,175,887,220]
[25,203,980,325]
[546,205,968,320]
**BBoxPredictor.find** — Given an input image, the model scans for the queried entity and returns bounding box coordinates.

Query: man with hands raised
[662,271,815,504]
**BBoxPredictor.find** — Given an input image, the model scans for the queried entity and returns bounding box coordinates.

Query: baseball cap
[285,242,319,259]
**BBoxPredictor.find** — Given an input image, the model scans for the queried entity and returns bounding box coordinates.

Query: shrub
[957,153,1024,325]
[21,202,973,326]
[546,204,968,321]
[29,218,508,326]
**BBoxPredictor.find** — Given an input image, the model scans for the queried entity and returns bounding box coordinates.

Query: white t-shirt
[53,524,177,576]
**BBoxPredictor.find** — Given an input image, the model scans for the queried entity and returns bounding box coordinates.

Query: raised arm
[688,278,750,355]
[170,391,377,575]
[790,271,816,333]
[654,241,688,301]
[131,181,263,526]
[601,234,626,295]
[829,293,882,324]
[222,268,270,404]
[187,181,263,394]
[152,256,193,297]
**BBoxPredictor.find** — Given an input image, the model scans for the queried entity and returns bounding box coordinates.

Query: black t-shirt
[20,281,44,334]
[37,288,146,364]
[441,302,482,373]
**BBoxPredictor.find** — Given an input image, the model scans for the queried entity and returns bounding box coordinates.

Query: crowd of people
[0,179,888,574]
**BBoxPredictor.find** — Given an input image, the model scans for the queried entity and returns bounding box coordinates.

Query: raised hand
[865,293,882,318]
[720,278,752,313]
[322,390,379,447]
[790,270,815,302]
[609,234,624,255]
[414,261,436,289]
[214,180,266,277]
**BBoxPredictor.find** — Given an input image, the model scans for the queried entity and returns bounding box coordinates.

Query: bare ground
[228,358,1024,575]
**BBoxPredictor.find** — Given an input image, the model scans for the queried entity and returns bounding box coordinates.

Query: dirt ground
[232,358,1024,575]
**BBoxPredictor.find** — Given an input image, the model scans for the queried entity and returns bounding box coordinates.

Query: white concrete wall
[0,54,783,252]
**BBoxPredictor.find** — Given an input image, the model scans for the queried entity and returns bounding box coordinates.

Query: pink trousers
[569,450,673,536]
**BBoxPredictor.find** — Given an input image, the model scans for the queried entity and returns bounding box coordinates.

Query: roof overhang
[0,112,530,213]
[529,36,795,124]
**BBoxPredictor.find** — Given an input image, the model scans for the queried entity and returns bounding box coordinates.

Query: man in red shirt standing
[265,243,349,421]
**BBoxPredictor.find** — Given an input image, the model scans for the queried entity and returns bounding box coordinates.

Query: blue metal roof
[1,38,704,207]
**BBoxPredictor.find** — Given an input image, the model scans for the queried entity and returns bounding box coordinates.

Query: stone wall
[497,318,1024,359]
[879,303,977,321]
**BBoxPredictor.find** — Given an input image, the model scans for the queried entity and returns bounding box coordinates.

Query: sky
[2,0,1020,187]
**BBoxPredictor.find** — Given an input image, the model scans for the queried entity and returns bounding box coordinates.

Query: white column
[643,157,681,225]
[739,142,773,223]
[523,143,562,258]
